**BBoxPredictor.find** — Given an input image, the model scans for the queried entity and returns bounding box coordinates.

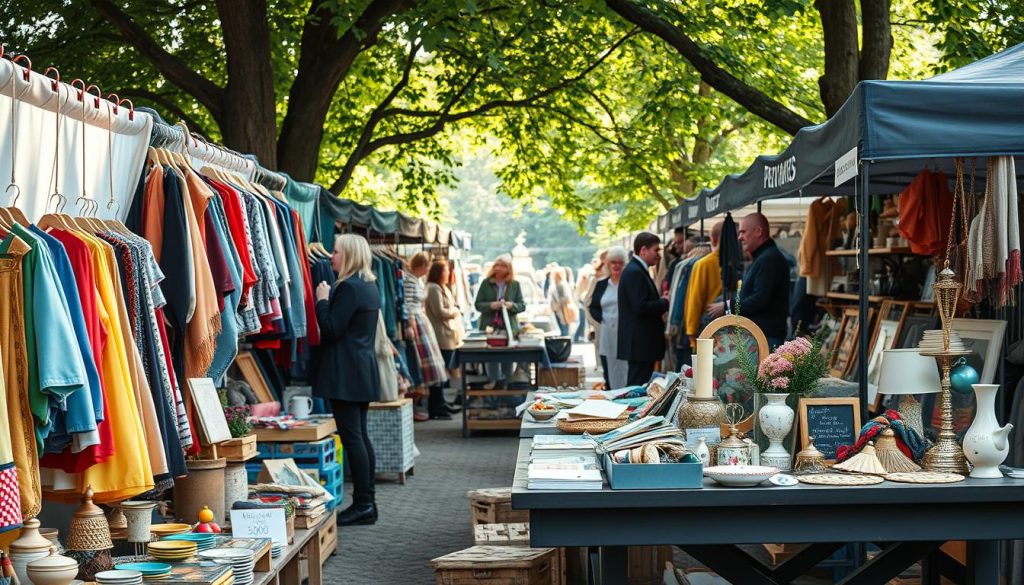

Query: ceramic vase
[758,393,795,471]
[120,500,157,543]
[224,463,249,525]
[963,384,1014,478]
[173,458,227,524]
[10,518,54,585]
[695,437,710,466]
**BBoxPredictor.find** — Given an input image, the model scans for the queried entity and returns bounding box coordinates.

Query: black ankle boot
[338,503,376,526]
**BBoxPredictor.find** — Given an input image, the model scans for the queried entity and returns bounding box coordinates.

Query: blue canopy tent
[656,42,1024,420]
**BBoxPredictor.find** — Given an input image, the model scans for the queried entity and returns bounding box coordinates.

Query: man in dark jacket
[618,232,670,385]
[736,213,791,346]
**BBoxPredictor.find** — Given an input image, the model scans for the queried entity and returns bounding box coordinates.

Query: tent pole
[858,162,871,424]
[757,201,762,214]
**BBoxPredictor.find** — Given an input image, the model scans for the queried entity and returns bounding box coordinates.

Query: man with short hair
[708,213,791,347]
[618,232,670,385]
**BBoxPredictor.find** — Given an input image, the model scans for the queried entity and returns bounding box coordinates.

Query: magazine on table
[527,460,603,490]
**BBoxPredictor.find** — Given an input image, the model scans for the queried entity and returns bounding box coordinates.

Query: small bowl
[527,407,558,421]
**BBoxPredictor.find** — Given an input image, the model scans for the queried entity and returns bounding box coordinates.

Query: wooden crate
[317,516,338,561]
[200,434,258,462]
[538,366,584,388]
[431,546,556,585]
[626,546,672,585]
[474,523,531,546]
[468,488,530,528]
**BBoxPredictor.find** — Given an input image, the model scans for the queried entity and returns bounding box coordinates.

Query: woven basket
[556,417,628,435]
[67,516,114,551]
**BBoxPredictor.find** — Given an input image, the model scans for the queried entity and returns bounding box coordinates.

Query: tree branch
[88,0,223,118]
[604,0,814,135]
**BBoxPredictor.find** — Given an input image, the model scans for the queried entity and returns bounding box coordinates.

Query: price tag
[230,508,287,546]
[685,426,721,450]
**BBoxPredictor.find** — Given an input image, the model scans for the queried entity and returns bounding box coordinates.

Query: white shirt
[632,255,650,270]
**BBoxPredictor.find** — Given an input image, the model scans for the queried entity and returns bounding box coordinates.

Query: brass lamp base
[919,350,971,475]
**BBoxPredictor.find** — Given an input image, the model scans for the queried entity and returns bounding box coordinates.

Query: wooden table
[252,510,337,585]
[509,438,1024,585]
[455,346,546,437]
[253,418,337,442]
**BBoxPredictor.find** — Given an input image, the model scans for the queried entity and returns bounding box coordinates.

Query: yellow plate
[149,541,197,552]
[150,524,191,535]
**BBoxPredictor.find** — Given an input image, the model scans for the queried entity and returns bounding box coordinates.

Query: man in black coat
[618,232,670,385]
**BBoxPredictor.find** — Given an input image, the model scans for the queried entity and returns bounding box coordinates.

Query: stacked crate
[246,434,345,510]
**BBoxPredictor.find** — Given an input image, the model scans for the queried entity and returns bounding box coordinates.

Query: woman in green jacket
[474,254,526,387]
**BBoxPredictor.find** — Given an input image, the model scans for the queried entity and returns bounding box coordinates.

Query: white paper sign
[834,146,859,187]
[685,427,722,450]
[231,508,287,546]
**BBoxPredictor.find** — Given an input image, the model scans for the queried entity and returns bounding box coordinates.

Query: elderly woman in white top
[586,246,628,389]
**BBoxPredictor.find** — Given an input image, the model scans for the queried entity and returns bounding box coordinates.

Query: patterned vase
[758,393,794,470]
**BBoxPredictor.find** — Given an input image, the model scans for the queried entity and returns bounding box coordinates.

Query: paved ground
[325,415,519,584]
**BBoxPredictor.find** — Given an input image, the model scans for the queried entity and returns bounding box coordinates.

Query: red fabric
[292,210,320,347]
[40,230,114,472]
[156,307,200,457]
[836,410,913,462]
[898,169,954,257]
[207,179,258,298]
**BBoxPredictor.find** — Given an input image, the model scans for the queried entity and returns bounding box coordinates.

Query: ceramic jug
[963,384,1014,478]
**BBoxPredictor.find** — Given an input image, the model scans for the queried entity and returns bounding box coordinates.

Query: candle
[695,338,714,398]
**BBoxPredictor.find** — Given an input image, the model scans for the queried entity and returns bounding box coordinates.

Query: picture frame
[235,351,276,403]
[830,307,874,379]
[797,397,862,463]
[699,315,770,418]
[951,318,1008,385]
[897,313,939,349]
[187,378,233,445]
[920,265,937,302]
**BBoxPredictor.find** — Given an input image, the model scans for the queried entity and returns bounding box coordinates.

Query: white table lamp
[877,348,941,437]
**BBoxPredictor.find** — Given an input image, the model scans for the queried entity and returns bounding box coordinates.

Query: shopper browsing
[314,234,381,527]
[589,246,629,389]
[617,232,670,385]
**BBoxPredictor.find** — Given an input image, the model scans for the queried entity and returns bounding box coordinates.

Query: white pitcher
[289,395,314,418]
[963,384,1013,478]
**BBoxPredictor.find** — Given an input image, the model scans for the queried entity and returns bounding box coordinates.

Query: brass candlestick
[919,266,970,474]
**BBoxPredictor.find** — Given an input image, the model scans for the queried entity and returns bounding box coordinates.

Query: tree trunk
[815,0,859,117]
[276,0,413,182]
[216,0,277,166]
[859,0,893,81]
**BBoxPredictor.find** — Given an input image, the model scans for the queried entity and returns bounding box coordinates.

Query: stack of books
[527,435,602,490]
[592,416,689,463]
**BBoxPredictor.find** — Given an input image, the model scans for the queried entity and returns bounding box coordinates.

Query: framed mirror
[699,315,770,419]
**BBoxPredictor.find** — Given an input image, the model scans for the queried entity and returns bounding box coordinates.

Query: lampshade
[877,349,941,395]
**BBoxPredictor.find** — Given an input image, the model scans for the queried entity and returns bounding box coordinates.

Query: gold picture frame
[235,351,276,403]
[797,397,862,464]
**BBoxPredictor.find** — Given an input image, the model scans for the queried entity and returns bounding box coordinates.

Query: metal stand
[919,350,971,474]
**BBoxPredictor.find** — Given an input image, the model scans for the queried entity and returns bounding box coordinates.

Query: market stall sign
[834,147,858,187]
[230,508,287,546]
[798,397,861,462]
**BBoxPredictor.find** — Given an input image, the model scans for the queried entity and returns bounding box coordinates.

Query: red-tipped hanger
[10,54,30,81]
[43,66,60,92]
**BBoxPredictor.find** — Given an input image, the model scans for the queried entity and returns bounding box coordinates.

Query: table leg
[772,542,847,584]
[281,551,302,585]
[837,541,942,585]
[966,540,999,585]
[461,362,469,438]
[920,547,942,585]
[307,534,323,585]
[681,545,777,585]
[598,546,627,585]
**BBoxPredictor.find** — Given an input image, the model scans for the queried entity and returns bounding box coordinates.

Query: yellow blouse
[684,250,722,339]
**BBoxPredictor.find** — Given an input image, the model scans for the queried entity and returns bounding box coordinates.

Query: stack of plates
[96,570,144,585]
[919,329,966,352]
[150,524,191,538]
[114,563,172,580]
[162,533,217,551]
[148,540,197,562]
[271,543,284,558]
[198,549,255,585]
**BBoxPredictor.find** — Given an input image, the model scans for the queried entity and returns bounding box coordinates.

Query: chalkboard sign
[798,397,861,462]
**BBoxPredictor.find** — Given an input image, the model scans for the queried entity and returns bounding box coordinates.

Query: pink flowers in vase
[737,331,829,395]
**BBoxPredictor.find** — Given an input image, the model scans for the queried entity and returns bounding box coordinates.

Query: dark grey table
[455,346,546,437]
[510,438,1024,584]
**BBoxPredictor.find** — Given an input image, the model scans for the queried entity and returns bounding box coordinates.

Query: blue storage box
[276,437,336,468]
[256,443,276,458]
[601,452,703,490]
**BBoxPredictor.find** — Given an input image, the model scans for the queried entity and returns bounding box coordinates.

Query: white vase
[963,384,1014,479]
[120,501,157,543]
[758,393,794,470]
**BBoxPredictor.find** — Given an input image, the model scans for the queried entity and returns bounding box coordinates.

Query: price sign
[798,397,861,462]
[230,508,287,546]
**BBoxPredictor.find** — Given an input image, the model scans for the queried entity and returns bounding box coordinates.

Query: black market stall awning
[316,187,462,246]
[658,42,1024,228]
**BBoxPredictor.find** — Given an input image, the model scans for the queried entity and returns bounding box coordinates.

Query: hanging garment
[0,233,40,518]
[898,169,954,257]
[207,198,243,382]
[0,353,22,538]
[799,197,847,296]
[403,272,449,387]
[179,168,223,378]
[684,250,721,340]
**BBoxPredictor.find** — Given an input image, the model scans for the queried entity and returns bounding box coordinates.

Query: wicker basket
[556,417,628,435]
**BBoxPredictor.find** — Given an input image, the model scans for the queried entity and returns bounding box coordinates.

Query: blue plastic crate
[297,461,342,486]
[256,443,276,458]
[275,438,336,468]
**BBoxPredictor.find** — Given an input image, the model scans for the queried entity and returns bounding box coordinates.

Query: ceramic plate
[150,524,191,535]
[114,563,171,576]
[768,474,798,486]
[96,570,145,581]
[149,541,196,551]
[703,465,781,487]
[197,549,254,561]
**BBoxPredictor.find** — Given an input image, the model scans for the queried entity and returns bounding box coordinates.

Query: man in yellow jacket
[684,221,723,347]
